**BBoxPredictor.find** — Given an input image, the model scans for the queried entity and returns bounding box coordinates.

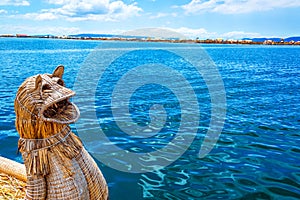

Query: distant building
[263,40,273,45]
[216,38,223,43]
[227,39,238,43]
[0,34,14,37]
[242,40,253,44]
[16,34,28,37]
[295,41,300,45]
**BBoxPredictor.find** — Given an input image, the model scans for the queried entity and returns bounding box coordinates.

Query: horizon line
[1,33,300,41]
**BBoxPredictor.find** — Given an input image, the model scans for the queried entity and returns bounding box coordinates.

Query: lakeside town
[1,33,300,45]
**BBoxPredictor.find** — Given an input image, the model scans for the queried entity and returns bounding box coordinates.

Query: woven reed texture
[0,156,27,182]
[14,66,108,200]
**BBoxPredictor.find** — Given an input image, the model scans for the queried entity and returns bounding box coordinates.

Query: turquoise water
[0,38,300,199]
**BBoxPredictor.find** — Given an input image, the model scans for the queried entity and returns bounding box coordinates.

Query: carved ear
[35,75,42,90]
[52,65,64,78]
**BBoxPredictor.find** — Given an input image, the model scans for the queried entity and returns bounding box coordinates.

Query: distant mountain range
[243,36,300,42]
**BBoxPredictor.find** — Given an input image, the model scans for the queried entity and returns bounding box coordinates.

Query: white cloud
[46,0,72,5]
[168,27,217,39]
[122,27,217,39]
[0,24,80,35]
[182,0,300,14]
[122,27,259,39]
[23,12,58,20]
[149,12,177,19]
[123,28,187,39]
[0,9,8,14]
[163,27,262,39]
[0,0,29,6]
[20,0,142,21]
[221,31,261,39]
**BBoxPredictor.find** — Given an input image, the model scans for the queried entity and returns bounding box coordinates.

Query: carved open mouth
[41,95,80,124]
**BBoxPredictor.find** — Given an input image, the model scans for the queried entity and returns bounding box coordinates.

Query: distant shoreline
[1,34,300,46]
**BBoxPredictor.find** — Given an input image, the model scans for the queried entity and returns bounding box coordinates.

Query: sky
[0,0,300,39]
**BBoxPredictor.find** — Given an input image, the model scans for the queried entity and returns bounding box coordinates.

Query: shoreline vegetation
[1,34,300,45]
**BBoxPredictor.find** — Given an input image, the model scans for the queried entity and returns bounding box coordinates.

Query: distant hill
[285,37,300,42]
[243,36,300,42]
[243,37,281,42]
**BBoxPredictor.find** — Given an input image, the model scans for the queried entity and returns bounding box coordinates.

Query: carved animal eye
[42,84,51,91]
[57,79,64,86]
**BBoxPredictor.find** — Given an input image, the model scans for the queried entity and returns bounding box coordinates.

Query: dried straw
[0,173,26,199]
[0,156,26,199]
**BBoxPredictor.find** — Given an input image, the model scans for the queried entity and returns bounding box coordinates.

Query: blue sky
[0,0,299,39]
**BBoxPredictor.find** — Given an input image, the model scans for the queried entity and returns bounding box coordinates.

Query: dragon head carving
[15,65,80,139]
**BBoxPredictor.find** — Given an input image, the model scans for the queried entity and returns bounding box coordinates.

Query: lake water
[0,38,299,199]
